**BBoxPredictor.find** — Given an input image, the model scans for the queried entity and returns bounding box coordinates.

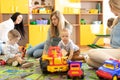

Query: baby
[58,28,84,61]
[2,29,33,68]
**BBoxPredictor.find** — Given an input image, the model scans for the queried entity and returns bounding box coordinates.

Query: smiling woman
[26,10,73,58]
[0,12,25,55]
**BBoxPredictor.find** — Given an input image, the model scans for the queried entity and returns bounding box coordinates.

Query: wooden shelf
[81,0,103,2]
[80,0,103,46]
[31,13,51,14]
[72,24,80,26]
[81,13,103,15]
[63,13,80,15]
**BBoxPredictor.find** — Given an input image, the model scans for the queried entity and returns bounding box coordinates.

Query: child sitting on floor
[2,29,33,68]
[58,28,84,61]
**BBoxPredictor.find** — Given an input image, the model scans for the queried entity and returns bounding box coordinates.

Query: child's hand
[61,49,67,56]
[67,59,71,63]
[15,54,21,57]
[43,50,47,55]
[19,46,26,53]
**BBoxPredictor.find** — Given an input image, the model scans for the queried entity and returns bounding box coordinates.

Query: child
[106,17,114,34]
[58,28,84,61]
[2,29,33,68]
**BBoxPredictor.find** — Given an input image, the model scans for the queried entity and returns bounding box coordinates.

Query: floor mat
[0,57,100,80]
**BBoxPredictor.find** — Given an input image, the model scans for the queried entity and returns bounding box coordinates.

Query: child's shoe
[12,61,18,67]
[21,62,34,68]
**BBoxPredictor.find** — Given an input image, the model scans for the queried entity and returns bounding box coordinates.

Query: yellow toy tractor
[40,46,68,74]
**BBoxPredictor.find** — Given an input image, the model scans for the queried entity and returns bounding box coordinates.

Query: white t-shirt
[0,18,14,42]
[58,39,79,52]
[2,41,20,61]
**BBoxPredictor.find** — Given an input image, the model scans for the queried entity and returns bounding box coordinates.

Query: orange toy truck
[40,46,68,73]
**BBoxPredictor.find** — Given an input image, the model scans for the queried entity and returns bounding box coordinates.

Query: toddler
[58,28,84,61]
[2,29,33,68]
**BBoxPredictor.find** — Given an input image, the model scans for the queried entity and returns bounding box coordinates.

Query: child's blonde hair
[8,29,21,40]
[61,28,71,36]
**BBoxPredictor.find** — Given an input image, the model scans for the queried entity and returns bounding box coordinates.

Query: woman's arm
[43,29,51,54]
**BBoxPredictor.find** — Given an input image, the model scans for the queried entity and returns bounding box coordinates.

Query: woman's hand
[43,50,47,55]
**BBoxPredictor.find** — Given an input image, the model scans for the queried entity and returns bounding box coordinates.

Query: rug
[0,57,100,80]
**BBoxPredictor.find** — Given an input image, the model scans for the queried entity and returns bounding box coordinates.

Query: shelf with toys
[28,0,54,46]
[80,0,104,46]
[28,0,81,46]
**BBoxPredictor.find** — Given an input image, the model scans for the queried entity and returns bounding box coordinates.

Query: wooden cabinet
[28,0,80,46]
[0,0,29,13]
[28,0,54,46]
[29,25,49,46]
[55,0,80,14]
[80,0,104,46]
[0,0,104,46]
[80,24,104,45]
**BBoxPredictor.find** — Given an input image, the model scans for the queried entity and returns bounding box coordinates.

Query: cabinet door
[80,25,104,45]
[55,0,80,14]
[0,0,14,13]
[14,0,29,13]
[42,25,49,42]
[29,25,43,46]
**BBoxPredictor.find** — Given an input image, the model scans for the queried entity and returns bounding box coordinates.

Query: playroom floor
[0,46,101,80]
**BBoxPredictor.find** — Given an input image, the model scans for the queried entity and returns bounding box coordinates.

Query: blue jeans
[26,42,44,58]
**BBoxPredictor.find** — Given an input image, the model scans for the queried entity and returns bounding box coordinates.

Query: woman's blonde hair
[109,0,120,28]
[49,10,70,37]
[109,0,120,13]
[8,29,21,40]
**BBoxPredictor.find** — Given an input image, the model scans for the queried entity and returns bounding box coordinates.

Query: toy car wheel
[39,58,42,68]
[112,75,118,80]
[67,75,71,79]
[96,74,104,80]
[81,74,84,79]
[40,60,49,74]
[97,76,104,80]
[81,69,84,79]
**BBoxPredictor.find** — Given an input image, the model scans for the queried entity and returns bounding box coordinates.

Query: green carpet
[0,57,99,80]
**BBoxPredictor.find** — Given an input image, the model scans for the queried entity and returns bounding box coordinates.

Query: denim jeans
[26,42,44,58]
